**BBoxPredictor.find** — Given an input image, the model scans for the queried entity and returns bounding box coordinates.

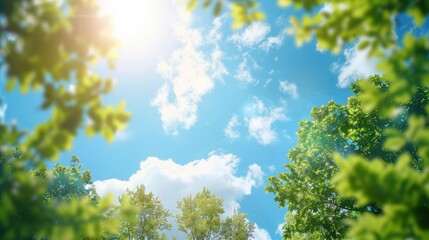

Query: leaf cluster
[0,0,130,161]
[176,187,255,240]
[0,149,123,239]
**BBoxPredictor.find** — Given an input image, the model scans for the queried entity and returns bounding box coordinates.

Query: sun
[100,0,167,48]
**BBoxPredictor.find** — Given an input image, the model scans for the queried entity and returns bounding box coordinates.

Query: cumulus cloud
[94,152,271,238]
[224,115,241,140]
[279,81,299,99]
[331,43,380,88]
[254,224,272,240]
[151,9,227,135]
[230,22,271,47]
[245,97,289,145]
[94,153,263,215]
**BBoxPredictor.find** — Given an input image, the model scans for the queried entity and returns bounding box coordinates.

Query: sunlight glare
[101,0,168,48]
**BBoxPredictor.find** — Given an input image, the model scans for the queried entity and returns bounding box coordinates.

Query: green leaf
[203,0,211,8]
[214,1,222,16]
[6,78,16,91]
[278,0,292,8]
[187,0,198,11]
[383,136,406,152]
[408,8,425,27]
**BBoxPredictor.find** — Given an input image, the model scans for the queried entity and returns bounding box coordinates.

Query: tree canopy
[176,187,255,240]
[0,0,130,162]
[189,0,429,238]
[0,0,130,238]
[0,148,123,239]
[118,185,172,240]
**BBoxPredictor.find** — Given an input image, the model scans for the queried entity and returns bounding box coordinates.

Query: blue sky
[0,0,388,238]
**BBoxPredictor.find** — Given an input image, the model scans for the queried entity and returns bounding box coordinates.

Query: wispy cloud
[230,22,271,48]
[279,80,299,99]
[152,9,227,135]
[224,115,241,140]
[225,97,289,145]
[331,42,380,88]
[235,56,258,85]
[246,97,289,145]
[260,32,285,52]
[230,21,284,53]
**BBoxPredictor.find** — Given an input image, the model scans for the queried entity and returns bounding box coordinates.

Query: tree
[119,185,171,240]
[221,210,255,240]
[176,188,255,240]
[190,0,429,238]
[0,0,131,238]
[176,188,224,240]
[38,155,99,204]
[0,148,124,239]
[0,0,130,162]
[266,76,417,239]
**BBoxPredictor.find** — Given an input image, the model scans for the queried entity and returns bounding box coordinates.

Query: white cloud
[254,224,272,240]
[114,130,130,141]
[267,165,276,172]
[260,33,285,52]
[276,223,285,236]
[332,43,380,88]
[151,9,227,135]
[264,78,273,88]
[224,115,241,140]
[93,152,268,240]
[235,57,258,85]
[211,45,228,81]
[279,81,299,99]
[246,97,288,145]
[231,22,271,47]
[208,14,226,44]
[0,100,7,123]
[94,153,263,215]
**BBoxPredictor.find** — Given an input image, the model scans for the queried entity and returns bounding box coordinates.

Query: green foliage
[0,0,130,161]
[206,0,429,238]
[333,152,429,239]
[178,0,429,238]
[41,155,99,204]
[184,0,265,29]
[220,210,255,240]
[118,185,172,240]
[176,187,225,240]
[176,187,255,240]
[0,148,122,239]
[267,75,428,239]
[266,77,401,238]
